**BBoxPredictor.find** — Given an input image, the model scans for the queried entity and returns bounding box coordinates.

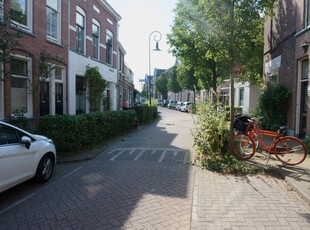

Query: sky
[107,0,177,90]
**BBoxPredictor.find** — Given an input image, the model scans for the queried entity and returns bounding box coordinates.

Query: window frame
[92,19,100,60]
[0,0,4,22]
[10,55,33,117]
[300,60,309,114]
[305,0,310,28]
[76,7,86,54]
[106,30,113,65]
[75,75,86,114]
[239,87,244,107]
[0,51,3,119]
[46,0,61,43]
[10,0,33,32]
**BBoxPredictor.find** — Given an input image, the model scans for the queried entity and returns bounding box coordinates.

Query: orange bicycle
[233,116,307,165]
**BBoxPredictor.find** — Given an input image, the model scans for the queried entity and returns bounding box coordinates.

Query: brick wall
[1,1,68,121]
[264,0,310,135]
[70,0,119,68]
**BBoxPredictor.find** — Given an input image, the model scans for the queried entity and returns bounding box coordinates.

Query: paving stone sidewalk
[0,107,309,229]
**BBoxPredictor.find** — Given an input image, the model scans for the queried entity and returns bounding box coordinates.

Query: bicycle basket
[233,116,251,133]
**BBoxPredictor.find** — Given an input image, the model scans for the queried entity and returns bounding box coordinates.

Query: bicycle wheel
[233,133,256,160]
[274,136,307,165]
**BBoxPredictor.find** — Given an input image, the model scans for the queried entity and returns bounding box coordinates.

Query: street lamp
[149,31,162,105]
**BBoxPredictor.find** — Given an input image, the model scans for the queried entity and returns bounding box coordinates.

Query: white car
[0,121,56,193]
[175,102,184,111]
[179,102,192,112]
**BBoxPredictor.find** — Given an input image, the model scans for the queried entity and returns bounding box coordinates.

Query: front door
[55,83,63,114]
[299,60,308,138]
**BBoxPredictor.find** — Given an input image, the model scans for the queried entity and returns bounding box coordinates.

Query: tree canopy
[155,73,168,99]
[168,0,275,90]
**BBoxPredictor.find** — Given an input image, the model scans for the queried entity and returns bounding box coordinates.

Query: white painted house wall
[68,51,117,114]
[234,81,261,115]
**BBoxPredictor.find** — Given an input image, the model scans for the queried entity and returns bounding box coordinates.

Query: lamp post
[149,31,162,106]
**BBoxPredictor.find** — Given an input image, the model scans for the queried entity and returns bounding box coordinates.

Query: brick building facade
[264,0,310,137]
[0,0,68,122]
[1,1,134,123]
[67,0,121,114]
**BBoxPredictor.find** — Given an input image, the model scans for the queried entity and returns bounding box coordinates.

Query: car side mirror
[21,136,32,149]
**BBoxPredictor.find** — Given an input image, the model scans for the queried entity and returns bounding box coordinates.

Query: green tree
[177,63,200,103]
[85,66,107,112]
[167,65,182,98]
[168,0,275,90]
[155,74,168,99]
[169,0,275,153]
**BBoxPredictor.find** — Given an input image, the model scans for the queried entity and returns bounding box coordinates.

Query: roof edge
[99,0,122,21]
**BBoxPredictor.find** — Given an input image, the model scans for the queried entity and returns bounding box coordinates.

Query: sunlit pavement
[0,107,309,229]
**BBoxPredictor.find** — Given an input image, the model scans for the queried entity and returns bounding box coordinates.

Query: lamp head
[153,42,161,51]
[302,42,309,53]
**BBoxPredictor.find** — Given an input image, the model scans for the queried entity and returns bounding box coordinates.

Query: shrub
[257,84,291,130]
[37,110,136,153]
[193,102,260,174]
[134,104,157,124]
[194,103,229,163]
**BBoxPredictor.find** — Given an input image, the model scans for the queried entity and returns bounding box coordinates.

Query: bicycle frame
[247,124,281,154]
[234,118,307,165]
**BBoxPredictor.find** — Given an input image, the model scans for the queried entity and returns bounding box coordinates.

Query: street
[0,107,310,229]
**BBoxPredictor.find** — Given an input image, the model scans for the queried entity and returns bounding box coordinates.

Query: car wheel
[35,153,54,183]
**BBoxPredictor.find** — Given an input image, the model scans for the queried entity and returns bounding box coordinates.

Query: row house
[215,80,261,115]
[117,42,134,109]
[123,64,134,108]
[0,0,68,122]
[68,0,121,113]
[264,0,310,137]
[0,0,125,124]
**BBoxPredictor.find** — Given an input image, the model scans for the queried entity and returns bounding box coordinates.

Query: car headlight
[47,139,54,144]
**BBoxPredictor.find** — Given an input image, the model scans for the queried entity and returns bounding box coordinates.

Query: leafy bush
[37,110,136,153]
[194,103,229,159]
[188,103,197,114]
[134,104,157,124]
[257,84,291,130]
[193,102,260,174]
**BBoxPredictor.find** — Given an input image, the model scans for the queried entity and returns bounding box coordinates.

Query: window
[0,0,4,21]
[92,21,99,59]
[10,0,33,31]
[76,9,85,53]
[0,125,19,145]
[10,56,32,117]
[106,30,113,65]
[299,59,308,137]
[76,76,86,114]
[305,0,310,27]
[46,0,61,43]
[0,52,3,119]
[239,88,244,106]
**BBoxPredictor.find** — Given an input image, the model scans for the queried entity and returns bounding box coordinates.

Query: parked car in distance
[175,102,184,111]
[179,102,192,112]
[167,100,178,109]
[156,99,163,106]
[163,100,168,107]
[0,121,56,193]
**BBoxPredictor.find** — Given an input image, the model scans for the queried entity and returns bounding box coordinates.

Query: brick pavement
[0,107,310,229]
[0,148,194,229]
[191,169,310,229]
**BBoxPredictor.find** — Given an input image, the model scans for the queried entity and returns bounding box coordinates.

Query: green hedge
[134,104,157,124]
[36,110,136,153]
[36,105,157,154]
